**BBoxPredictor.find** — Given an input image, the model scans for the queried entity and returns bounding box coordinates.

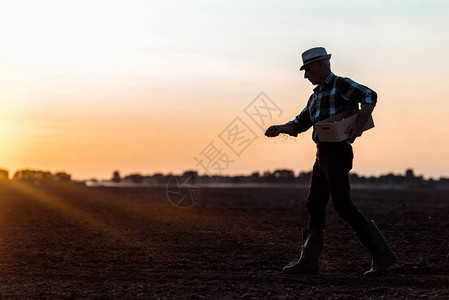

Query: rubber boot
[355,220,397,278]
[283,228,323,274]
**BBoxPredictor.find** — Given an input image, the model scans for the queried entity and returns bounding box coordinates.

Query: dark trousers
[306,142,369,231]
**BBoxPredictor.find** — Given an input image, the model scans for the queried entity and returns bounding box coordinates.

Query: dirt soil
[0,181,448,299]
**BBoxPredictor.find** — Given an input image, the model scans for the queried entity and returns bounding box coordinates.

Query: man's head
[300,47,332,85]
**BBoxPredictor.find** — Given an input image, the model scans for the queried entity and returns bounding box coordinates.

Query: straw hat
[300,47,332,70]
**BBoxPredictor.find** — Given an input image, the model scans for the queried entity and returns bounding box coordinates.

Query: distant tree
[151,173,165,184]
[274,169,295,179]
[0,168,9,180]
[183,170,198,177]
[251,171,261,183]
[180,170,198,183]
[405,169,415,182]
[297,171,312,183]
[54,172,72,182]
[112,170,121,183]
[125,173,144,183]
[262,170,272,177]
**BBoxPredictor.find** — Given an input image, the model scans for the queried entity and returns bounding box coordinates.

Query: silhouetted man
[265,47,397,278]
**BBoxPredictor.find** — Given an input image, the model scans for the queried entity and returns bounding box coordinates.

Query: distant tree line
[0,167,446,187]
[0,169,9,180]
[110,170,166,184]
[0,168,71,183]
[110,168,448,187]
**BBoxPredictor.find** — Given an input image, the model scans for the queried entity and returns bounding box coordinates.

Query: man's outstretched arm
[265,124,295,137]
[265,104,313,137]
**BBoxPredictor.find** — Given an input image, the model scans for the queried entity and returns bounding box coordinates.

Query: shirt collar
[314,72,335,93]
[324,72,335,85]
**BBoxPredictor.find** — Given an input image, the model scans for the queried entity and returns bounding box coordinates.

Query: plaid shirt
[287,72,377,143]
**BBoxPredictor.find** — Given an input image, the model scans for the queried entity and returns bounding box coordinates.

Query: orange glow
[0,1,448,179]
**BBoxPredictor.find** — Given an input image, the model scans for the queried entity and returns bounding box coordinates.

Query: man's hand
[265,124,294,137]
[345,121,363,143]
[345,104,375,143]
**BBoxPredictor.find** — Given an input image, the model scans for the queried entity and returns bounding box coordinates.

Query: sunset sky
[1,0,448,180]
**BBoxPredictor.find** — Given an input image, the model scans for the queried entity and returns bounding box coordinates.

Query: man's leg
[306,159,331,230]
[318,143,369,231]
[283,158,328,274]
[319,143,396,277]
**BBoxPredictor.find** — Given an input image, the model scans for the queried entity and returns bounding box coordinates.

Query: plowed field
[0,182,447,299]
